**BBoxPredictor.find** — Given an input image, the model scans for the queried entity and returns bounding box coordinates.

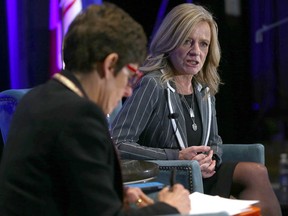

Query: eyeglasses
[126,64,143,87]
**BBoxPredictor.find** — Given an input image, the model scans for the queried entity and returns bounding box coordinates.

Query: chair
[151,143,265,193]
[0,88,31,145]
[151,160,203,193]
[0,89,266,194]
[222,144,265,164]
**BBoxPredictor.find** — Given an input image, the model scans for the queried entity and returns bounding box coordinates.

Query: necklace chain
[181,94,198,131]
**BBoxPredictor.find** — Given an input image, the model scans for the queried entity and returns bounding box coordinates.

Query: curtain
[250,0,288,139]
[2,0,102,91]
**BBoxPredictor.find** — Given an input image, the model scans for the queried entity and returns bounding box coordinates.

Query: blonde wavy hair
[139,3,221,95]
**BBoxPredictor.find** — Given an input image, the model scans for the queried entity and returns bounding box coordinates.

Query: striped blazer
[111,70,223,162]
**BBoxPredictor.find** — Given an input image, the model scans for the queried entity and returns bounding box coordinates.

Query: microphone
[168,112,183,148]
[168,113,179,119]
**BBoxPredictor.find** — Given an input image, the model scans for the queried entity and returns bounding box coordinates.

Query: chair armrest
[222,143,265,164]
[150,160,203,193]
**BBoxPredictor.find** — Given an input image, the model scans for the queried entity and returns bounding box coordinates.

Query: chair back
[222,143,265,164]
[0,89,31,145]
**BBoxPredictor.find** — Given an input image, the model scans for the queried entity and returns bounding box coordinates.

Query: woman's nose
[188,44,200,56]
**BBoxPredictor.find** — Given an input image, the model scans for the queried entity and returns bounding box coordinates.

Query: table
[120,160,159,184]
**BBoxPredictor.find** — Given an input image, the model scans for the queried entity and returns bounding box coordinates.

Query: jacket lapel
[167,81,188,149]
[169,81,211,148]
[195,84,210,146]
[194,82,211,145]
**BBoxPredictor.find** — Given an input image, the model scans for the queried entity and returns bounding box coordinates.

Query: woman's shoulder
[133,70,166,96]
[142,71,161,85]
[143,70,162,79]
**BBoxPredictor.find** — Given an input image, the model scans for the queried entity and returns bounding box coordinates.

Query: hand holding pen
[158,169,191,214]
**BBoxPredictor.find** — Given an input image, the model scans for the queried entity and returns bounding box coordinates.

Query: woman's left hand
[196,149,216,178]
[201,160,216,178]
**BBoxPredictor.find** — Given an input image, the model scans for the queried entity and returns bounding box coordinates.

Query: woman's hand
[158,184,191,214]
[124,184,191,214]
[123,187,154,209]
[179,146,210,160]
[179,146,216,178]
[198,149,216,178]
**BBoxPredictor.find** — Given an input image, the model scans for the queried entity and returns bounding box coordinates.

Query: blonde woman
[112,3,281,216]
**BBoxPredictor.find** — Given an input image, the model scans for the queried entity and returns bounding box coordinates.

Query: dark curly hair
[63,2,147,74]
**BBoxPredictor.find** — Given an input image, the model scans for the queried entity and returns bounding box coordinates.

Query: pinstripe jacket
[111,70,223,162]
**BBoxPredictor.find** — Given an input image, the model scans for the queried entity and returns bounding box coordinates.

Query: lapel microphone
[168,113,179,119]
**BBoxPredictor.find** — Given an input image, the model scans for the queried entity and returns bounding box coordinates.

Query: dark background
[1,0,288,159]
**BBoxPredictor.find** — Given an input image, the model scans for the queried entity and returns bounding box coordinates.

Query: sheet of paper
[189,192,259,215]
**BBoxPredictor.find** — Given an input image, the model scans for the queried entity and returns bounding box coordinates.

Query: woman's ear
[103,53,119,78]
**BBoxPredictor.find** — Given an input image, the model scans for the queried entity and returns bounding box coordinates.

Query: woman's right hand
[157,184,191,215]
[179,146,210,160]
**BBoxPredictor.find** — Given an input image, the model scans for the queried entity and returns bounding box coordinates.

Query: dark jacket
[0,70,177,216]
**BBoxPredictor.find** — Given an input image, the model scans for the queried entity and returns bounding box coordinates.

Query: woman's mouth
[187,59,199,66]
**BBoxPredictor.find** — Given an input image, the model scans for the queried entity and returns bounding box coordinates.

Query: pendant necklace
[181,93,197,131]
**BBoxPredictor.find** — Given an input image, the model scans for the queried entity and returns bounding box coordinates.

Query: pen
[169,168,176,191]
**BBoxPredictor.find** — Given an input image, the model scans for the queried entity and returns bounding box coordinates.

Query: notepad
[189,192,259,215]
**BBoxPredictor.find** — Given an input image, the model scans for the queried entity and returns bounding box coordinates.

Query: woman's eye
[183,39,192,46]
[201,42,209,48]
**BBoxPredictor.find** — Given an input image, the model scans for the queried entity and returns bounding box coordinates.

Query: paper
[189,192,259,215]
